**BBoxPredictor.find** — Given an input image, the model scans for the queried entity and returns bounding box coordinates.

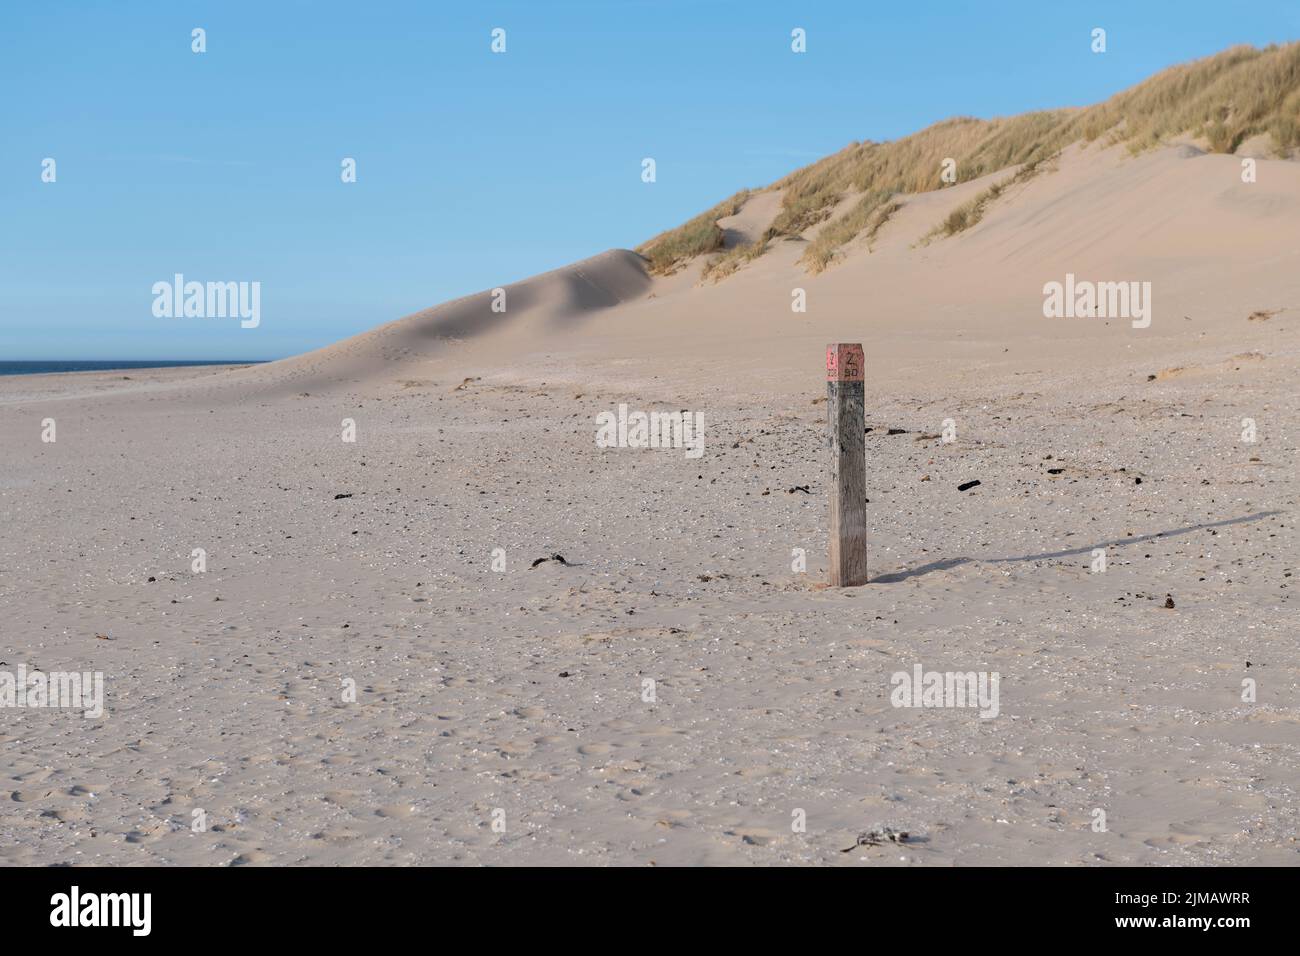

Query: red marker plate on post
[826,343,864,382]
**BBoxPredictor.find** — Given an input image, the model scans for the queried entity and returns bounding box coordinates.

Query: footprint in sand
[731,827,783,847]
[41,807,91,824]
[321,789,366,809]
[493,739,534,756]
[230,849,274,865]
[8,789,54,803]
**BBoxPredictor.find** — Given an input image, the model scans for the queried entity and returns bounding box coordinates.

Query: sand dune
[241,249,650,396]
[224,140,1300,404]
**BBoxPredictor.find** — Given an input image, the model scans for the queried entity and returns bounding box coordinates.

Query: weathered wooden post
[826,343,868,586]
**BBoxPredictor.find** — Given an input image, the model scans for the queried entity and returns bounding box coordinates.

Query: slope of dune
[244,249,650,396]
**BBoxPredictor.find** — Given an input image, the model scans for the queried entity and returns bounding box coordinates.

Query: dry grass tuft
[923,156,1053,242]
[803,190,902,272]
[636,190,751,275]
[702,237,770,282]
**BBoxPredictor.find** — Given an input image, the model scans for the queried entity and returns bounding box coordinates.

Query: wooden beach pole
[826,343,868,586]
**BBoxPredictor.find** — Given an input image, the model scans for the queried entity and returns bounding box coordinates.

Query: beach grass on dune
[922,155,1054,243]
[803,189,902,272]
[639,42,1300,277]
[636,190,751,275]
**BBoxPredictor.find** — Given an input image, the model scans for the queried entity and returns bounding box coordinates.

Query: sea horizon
[0,359,272,377]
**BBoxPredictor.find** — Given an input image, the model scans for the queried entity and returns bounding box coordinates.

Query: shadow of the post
[870,510,1282,584]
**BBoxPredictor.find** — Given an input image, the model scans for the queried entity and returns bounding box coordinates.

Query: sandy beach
[2,128,1297,865]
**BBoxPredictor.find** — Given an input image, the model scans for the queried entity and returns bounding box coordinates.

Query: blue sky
[2,1,1298,360]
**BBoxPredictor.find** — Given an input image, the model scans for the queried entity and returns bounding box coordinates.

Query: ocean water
[0,360,267,377]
